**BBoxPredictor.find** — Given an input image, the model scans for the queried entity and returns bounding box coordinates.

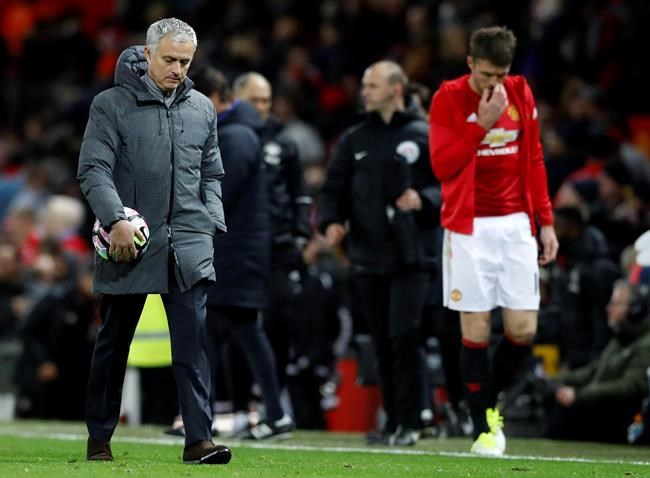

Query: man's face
[237,77,272,120]
[467,57,510,95]
[145,35,194,92]
[361,66,397,113]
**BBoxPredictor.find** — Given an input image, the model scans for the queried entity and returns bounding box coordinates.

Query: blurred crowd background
[1,0,650,439]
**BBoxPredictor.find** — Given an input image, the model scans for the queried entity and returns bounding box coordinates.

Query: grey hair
[146,18,197,54]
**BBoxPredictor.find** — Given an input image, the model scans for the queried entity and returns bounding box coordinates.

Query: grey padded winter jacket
[78,45,226,294]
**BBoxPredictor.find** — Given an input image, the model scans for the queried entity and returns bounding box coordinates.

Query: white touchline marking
[2,430,650,467]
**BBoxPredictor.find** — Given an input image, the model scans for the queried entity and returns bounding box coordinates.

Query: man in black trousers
[78,18,230,464]
[318,61,441,445]
[191,66,294,440]
[233,72,313,393]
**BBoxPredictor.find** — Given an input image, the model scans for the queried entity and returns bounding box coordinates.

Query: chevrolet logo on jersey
[481,128,519,148]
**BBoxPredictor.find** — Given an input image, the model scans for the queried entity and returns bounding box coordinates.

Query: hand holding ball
[93,207,149,262]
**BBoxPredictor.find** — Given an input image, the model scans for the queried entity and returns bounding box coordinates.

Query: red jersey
[474,85,525,216]
[428,74,553,234]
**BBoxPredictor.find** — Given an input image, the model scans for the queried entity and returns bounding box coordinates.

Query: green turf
[0,421,649,477]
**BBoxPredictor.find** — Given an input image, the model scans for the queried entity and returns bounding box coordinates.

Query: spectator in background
[429,26,558,456]
[20,195,89,266]
[542,207,619,369]
[77,18,231,465]
[544,280,650,443]
[272,94,325,166]
[590,160,648,262]
[0,241,24,338]
[13,245,95,420]
[553,178,598,220]
[5,160,50,219]
[2,207,36,265]
[318,60,440,446]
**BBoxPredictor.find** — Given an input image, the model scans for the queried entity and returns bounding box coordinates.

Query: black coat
[13,285,95,419]
[317,100,440,274]
[208,101,270,308]
[262,116,312,268]
[543,226,620,368]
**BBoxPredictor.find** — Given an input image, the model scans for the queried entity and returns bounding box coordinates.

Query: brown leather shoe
[182,440,231,465]
[87,437,113,461]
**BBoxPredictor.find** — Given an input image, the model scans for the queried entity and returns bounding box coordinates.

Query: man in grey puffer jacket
[77,18,230,465]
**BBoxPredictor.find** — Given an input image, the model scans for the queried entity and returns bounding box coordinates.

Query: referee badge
[396,140,420,164]
[450,289,462,302]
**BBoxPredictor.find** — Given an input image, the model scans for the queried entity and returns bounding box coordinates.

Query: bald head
[233,72,272,120]
[361,61,407,123]
[368,61,408,89]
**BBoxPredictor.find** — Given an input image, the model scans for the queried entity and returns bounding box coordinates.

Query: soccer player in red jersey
[429,26,559,455]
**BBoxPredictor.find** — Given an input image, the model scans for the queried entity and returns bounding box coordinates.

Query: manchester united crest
[507,105,520,121]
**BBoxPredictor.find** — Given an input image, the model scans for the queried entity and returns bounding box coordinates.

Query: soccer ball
[92,207,150,261]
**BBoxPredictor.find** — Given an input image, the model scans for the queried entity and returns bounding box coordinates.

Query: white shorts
[443,212,540,312]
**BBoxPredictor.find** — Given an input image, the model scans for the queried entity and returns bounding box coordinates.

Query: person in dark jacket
[190,66,294,440]
[13,244,95,421]
[233,72,312,391]
[542,207,620,369]
[544,280,650,443]
[0,241,23,339]
[77,19,231,465]
[317,60,441,446]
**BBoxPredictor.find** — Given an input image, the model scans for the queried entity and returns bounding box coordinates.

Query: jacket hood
[218,100,265,134]
[367,95,423,126]
[402,94,426,120]
[114,45,148,88]
[113,45,194,98]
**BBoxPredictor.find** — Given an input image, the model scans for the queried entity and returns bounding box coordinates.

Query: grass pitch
[0,421,649,477]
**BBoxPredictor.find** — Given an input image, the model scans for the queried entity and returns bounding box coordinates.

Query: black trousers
[86,279,212,446]
[421,305,463,407]
[206,305,284,421]
[355,270,430,430]
[263,266,301,389]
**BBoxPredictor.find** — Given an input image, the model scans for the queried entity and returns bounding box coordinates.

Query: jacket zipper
[168,225,187,289]
[165,106,188,290]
